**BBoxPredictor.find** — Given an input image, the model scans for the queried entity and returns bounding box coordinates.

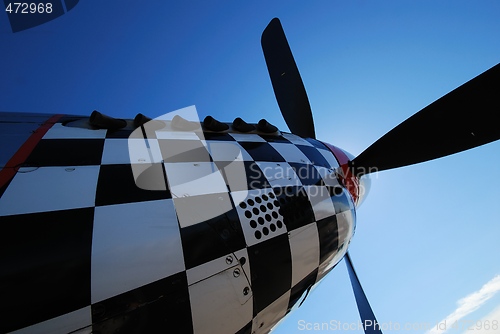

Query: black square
[305,138,328,149]
[259,134,291,143]
[0,208,94,333]
[329,187,352,213]
[274,186,315,231]
[25,139,104,166]
[105,128,136,138]
[296,145,330,168]
[236,321,253,334]
[316,215,339,264]
[238,142,285,162]
[248,233,292,315]
[95,164,171,206]
[180,207,246,269]
[92,272,193,333]
[289,163,323,186]
[201,132,236,141]
[287,269,318,311]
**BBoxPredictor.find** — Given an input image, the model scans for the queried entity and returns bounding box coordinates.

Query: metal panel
[91,199,184,303]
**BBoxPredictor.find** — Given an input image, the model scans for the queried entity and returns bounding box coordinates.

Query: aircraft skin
[0,110,362,333]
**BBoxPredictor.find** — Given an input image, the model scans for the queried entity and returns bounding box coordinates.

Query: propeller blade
[261,18,316,139]
[345,252,383,334]
[352,63,500,175]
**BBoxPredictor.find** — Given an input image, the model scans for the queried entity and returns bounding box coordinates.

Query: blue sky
[2,1,500,333]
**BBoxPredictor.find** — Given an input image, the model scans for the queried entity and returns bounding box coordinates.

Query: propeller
[261,16,500,334]
[351,63,500,175]
[345,252,383,334]
[261,18,316,139]
[262,18,383,334]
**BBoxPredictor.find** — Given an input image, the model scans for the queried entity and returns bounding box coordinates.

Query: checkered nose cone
[0,106,355,334]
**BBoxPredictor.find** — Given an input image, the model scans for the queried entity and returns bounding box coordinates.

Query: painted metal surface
[0,111,356,333]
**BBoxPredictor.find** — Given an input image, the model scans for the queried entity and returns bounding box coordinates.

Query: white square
[205,141,253,161]
[0,166,99,216]
[318,148,340,168]
[127,138,163,164]
[164,162,228,197]
[100,138,163,165]
[255,162,301,188]
[188,261,252,334]
[43,123,107,139]
[229,133,266,142]
[101,139,130,164]
[232,189,286,247]
[186,249,249,286]
[173,192,233,228]
[91,199,184,303]
[281,133,313,146]
[156,130,201,140]
[288,223,320,286]
[303,185,337,220]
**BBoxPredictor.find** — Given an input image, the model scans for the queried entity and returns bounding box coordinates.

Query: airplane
[1,17,499,334]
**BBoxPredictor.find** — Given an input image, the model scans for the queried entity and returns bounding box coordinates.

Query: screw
[225,256,233,265]
[243,287,250,295]
[233,268,240,277]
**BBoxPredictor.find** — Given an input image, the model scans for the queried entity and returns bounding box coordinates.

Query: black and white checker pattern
[0,115,356,334]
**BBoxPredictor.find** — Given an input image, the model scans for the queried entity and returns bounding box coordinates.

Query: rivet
[225,256,233,265]
[233,268,240,277]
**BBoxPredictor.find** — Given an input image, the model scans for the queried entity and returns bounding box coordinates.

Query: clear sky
[2,1,500,333]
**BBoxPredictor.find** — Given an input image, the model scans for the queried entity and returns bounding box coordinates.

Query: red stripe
[321,141,360,205]
[0,114,63,189]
